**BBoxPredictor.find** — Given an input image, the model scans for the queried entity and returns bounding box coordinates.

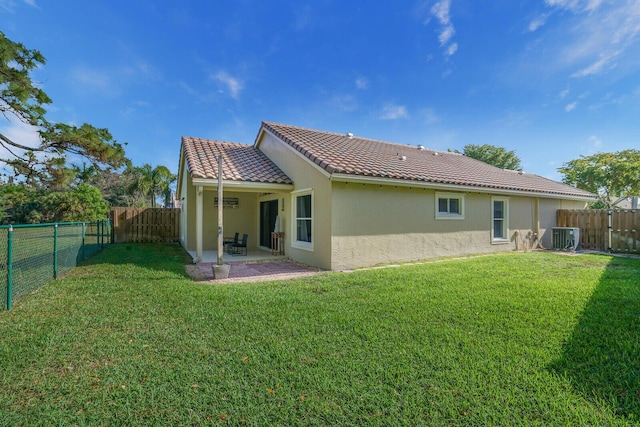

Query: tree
[43,184,109,222]
[0,183,108,223]
[558,149,640,208]
[128,164,176,207]
[0,31,129,184]
[71,163,137,206]
[453,144,522,171]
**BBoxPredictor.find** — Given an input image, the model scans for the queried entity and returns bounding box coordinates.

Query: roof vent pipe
[346,132,354,139]
[417,145,425,150]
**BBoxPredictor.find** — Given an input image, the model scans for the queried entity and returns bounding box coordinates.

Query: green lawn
[0,244,638,426]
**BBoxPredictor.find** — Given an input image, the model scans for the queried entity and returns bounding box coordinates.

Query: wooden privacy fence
[557,209,640,253]
[111,207,180,243]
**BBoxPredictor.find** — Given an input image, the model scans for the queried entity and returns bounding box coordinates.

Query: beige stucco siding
[181,172,197,250]
[330,182,574,270]
[200,190,259,251]
[537,198,587,248]
[258,132,332,270]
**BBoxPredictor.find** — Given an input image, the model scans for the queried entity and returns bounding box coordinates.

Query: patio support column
[195,185,203,263]
[217,155,224,266]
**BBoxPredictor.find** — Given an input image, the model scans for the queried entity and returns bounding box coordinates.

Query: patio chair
[225,232,239,254]
[232,233,248,256]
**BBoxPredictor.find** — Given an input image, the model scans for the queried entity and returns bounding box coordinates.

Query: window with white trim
[293,189,313,250]
[491,197,509,243]
[435,193,465,219]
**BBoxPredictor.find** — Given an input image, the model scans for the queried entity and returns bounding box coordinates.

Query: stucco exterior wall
[257,132,333,270]
[200,190,259,251]
[329,182,564,271]
[181,172,197,250]
[537,198,587,248]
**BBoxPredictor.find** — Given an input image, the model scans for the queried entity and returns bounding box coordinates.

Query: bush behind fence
[0,221,111,311]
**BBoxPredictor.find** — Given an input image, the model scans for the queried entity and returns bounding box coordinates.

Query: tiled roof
[261,122,596,199]
[181,136,292,184]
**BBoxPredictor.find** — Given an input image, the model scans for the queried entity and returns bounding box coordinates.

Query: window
[492,197,509,243]
[435,193,465,219]
[293,189,313,250]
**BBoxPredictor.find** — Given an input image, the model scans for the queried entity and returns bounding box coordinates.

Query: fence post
[82,223,87,261]
[7,225,13,311]
[53,224,58,279]
[607,210,612,252]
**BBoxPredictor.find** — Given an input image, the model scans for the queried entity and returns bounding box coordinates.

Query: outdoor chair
[225,232,239,254]
[232,233,248,256]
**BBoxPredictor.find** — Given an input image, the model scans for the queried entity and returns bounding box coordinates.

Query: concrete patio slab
[185,259,324,284]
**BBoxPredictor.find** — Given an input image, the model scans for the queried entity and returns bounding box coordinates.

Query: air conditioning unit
[552,227,580,251]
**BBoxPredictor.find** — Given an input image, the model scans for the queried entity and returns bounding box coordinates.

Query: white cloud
[529,13,549,32]
[559,89,569,99]
[380,104,409,120]
[588,135,602,147]
[0,118,42,176]
[213,71,244,99]
[355,76,369,90]
[0,0,37,12]
[439,25,455,45]
[429,0,458,58]
[0,119,40,150]
[542,0,640,78]
[330,94,358,112]
[571,50,621,77]
[446,42,458,56]
[545,0,603,12]
[431,0,451,24]
[72,66,113,93]
[565,101,577,111]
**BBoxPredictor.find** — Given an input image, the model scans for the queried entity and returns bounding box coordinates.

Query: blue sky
[2,0,639,181]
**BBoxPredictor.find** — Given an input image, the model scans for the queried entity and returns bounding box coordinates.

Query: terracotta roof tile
[181,137,292,184]
[262,122,596,199]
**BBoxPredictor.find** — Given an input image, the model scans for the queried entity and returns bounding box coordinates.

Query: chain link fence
[0,221,111,311]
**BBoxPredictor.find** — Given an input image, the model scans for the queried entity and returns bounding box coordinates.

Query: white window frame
[291,188,314,251]
[491,197,509,244]
[435,192,465,220]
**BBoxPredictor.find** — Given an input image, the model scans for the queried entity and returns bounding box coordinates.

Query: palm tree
[128,164,176,207]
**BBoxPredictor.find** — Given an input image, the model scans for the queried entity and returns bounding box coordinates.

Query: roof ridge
[182,136,249,146]
[263,121,447,153]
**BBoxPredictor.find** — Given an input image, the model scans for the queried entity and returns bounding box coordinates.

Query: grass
[0,244,639,426]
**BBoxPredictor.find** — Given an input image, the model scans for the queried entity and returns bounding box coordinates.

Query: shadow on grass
[550,256,640,421]
[78,242,193,279]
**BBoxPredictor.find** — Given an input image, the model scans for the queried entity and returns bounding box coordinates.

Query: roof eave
[330,173,596,201]
[176,143,187,200]
[191,178,294,193]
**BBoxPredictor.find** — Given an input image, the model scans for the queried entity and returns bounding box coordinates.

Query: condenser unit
[552,227,580,251]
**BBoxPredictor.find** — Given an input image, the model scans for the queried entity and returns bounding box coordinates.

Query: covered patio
[177,137,294,264]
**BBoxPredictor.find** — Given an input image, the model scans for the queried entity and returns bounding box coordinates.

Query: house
[177,122,596,270]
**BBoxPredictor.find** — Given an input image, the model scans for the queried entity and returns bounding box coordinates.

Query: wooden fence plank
[109,207,180,244]
[557,209,639,253]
